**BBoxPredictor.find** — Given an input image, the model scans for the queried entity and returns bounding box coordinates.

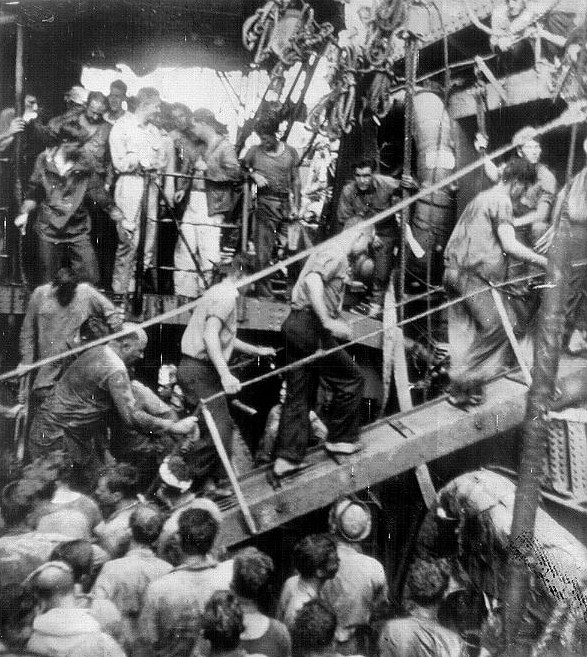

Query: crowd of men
[8,80,586,487]
[0,454,484,657]
[2,81,303,299]
[2,68,587,656]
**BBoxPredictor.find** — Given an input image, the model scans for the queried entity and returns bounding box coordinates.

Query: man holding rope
[270,226,369,483]
[443,158,547,408]
[177,255,276,499]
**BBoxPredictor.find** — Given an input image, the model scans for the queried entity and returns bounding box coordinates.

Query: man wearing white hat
[321,497,388,655]
[155,455,225,565]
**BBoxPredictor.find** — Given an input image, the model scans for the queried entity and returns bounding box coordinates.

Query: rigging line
[197,268,551,408]
[2,281,443,386]
[0,109,580,384]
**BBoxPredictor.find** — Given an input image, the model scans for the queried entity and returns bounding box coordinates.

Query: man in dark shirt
[337,159,401,311]
[105,80,127,126]
[14,120,125,285]
[29,322,196,490]
[243,118,301,296]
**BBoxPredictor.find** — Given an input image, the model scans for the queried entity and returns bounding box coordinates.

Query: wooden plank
[218,360,559,547]
[217,355,587,547]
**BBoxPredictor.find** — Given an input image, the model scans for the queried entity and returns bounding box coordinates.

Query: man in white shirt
[177,255,275,497]
[109,87,174,294]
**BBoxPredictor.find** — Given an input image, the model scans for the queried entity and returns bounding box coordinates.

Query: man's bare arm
[497,224,547,268]
[108,370,179,433]
[512,199,551,228]
[203,317,241,394]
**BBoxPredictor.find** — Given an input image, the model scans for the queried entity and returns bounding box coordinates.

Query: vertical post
[132,173,150,316]
[14,20,23,205]
[502,204,571,655]
[241,179,250,255]
[399,37,418,323]
[14,19,26,285]
[566,123,578,184]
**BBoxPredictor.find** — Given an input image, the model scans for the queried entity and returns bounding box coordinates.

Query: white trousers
[173,190,221,297]
[112,174,159,294]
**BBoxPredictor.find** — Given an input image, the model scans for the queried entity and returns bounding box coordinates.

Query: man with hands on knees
[177,254,276,498]
[270,227,369,483]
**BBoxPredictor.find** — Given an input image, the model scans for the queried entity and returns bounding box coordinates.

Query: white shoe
[324,441,363,455]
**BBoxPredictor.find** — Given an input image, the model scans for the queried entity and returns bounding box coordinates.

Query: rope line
[197,269,549,408]
[0,109,580,385]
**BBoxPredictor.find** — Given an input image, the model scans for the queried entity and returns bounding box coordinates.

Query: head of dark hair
[136,87,160,107]
[0,480,36,527]
[438,588,488,634]
[79,315,111,342]
[177,507,219,556]
[255,117,279,137]
[104,463,140,499]
[230,253,256,278]
[352,157,376,173]
[201,590,244,652]
[22,450,75,500]
[291,599,337,657]
[129,503,166,546]
[50,539,93,584]
[0,583,35,650]
[501,157,537,188]
[163,455,191,487]
[232,547,274,601]
[51,267,79,307]
[405,558,449,606]
[56,119,89,145]
[110,79,128,95]
[292,534,337,579]
[87,91,107,107]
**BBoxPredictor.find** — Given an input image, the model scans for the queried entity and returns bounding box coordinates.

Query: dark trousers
[561,223,587,343]
[28,420,106,493]
[372,234,396,303]
[177,356,234,483]
[254,196,289,292]
[275,309,364,463]
[36,234,99,285]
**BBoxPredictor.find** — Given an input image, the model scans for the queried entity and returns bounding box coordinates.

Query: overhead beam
[389,0,493,63]
[449,66,554,119]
